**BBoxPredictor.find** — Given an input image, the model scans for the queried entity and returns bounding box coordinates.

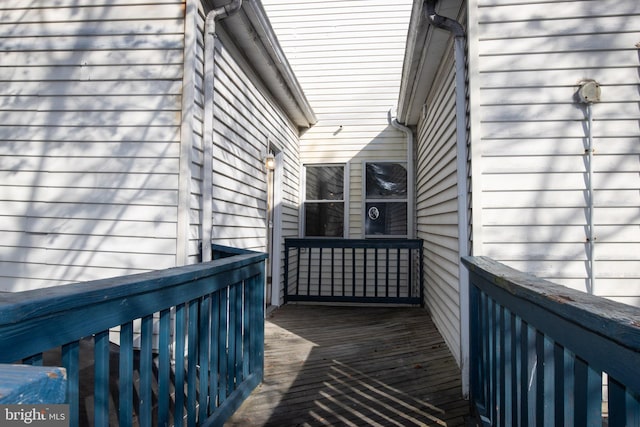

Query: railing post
[283,240,290,303]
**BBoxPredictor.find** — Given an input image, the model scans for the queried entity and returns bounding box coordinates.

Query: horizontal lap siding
[471,0,640,304]
[0,2,185,291]
[416,48,462,363]
[262,0,412,238]
[211,30,300,254]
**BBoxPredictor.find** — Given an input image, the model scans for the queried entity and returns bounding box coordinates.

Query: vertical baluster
[552,344,564,427]
[608,378,640,426]
[532,331,544,427]
[62,341,79,427]
[209,292,220,413]
[140,314,153,427]
[396,248,401,297]
[499,306,508,427]
[407,247,413,298]
[542,336,555,427]
[480,292,489,414]
[227,285,237,397]
[255,267,265,378]
[511,313,519,427]
[331,247,335,296]
[519,321,529,427]
[318,247,323,296]
[608,377,626,427]
[218,288,229,404]
[374,247,379,298]
[352,247,356,297]
[574,356,601,426]
[490,298,497,425]
[284,244,290,303]
[363,247,367,297]
[234,283,243,385]
[342,248,346,296]
[174,303,186,425]
[563,350,575,426]
[307,247,313,296]
[199,295,211,423]
[385,248,390,297]
[119,321,134,426]
[243,282,251,380]
[295,247,301,297]
[469,284,481,411]
[94,330,110,427]
[158,308,171,427]
[187,299,198,427]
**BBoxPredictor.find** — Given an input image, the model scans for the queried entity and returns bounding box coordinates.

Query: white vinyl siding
[210,28,301,254]
[469,0,640,305]
[0,1,185,291]
[416,47,462,363]
[262,0,412,238]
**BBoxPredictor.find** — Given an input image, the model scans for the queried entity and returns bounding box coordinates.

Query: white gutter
[425,0,470,397]
[202,0,243,262]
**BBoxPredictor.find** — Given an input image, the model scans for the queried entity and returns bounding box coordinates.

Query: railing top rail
[462,256,640,354]
[0,250,266,325]
[285,238,423,250]
[0,247,266,362]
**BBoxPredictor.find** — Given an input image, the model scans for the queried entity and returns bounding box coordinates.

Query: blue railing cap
[462,256,640,352]
[0,249,266,325]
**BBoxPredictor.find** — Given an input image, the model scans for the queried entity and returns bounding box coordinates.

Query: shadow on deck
[226,305,471,426]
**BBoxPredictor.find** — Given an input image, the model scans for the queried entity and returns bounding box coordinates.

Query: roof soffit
[397,0,464,126]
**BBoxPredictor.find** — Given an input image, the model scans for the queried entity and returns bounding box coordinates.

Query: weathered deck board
[226,305,471,427]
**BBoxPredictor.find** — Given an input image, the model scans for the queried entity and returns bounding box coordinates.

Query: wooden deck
[226,305,471,426]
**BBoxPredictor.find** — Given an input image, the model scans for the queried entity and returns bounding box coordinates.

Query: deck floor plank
[226,305,470,426]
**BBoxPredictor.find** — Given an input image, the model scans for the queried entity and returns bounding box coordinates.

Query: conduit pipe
[424,0,471,395]
[578,79,601,294]
[202,0,243,262]
[389,109,415,239]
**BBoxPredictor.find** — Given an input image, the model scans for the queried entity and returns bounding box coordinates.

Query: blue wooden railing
[463,256,640,427]
[284,238,423,305]
[0,245,266,427]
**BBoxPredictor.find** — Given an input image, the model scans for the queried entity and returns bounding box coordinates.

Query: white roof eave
[212,0,317,130]
[396,0,464,126]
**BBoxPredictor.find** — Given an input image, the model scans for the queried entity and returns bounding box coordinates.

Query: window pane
[365,202,407,236]
[306,166,344,200]
[305,202,344,237]
[366,163,407,199]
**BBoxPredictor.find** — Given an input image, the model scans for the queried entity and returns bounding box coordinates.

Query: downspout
[425,0,471,396]
[389,110,415,239]
[202,0,243,262]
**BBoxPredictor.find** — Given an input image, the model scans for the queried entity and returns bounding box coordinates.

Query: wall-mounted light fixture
[264,153,276,171]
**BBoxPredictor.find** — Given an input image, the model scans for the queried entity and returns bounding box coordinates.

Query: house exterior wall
[209,28,302,255]
[0,1,305,299]
[262,0,412,238]
[0,1,186,291]
[468,0,640,306]
[415,46,463,363]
